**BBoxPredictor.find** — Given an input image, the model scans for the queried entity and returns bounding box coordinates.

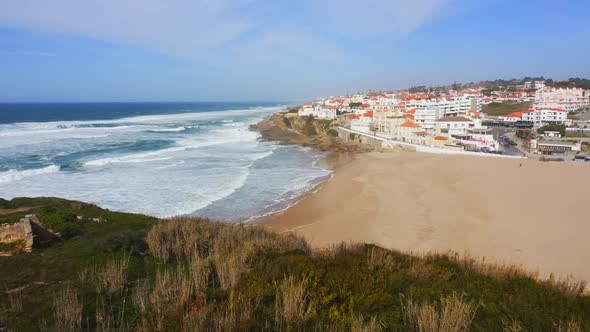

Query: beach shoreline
[262,150,590,282]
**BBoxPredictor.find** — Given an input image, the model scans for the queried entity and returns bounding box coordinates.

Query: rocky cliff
[250,113,375,152]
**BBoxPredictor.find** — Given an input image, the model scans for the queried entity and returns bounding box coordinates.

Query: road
[579,107,590,122]
[490,127,524,156]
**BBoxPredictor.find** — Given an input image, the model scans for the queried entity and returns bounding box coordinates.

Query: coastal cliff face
[250,113,375,152]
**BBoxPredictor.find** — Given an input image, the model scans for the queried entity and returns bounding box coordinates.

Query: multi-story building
[534,88,589,112]
[413,108,444,129]
[406,94,481,117]
[522,108,568,125]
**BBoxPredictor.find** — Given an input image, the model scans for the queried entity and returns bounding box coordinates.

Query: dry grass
[97,253,130,295]
[95,294,128,331]
[275,276,313,325]
[133,263,210,331]
[401,292,478,332]
[312,241,365,259]
[367,246,397,271]
[147,217,309,262]
[132,279,150,316]
[212,291,254,332]
[351,314,383,332]
[545,274,588,297]
[503,318,523,332]
[214,253,247,290]
[408,257,433,281]
[146,217,309,295]
[189,254,210,291]
[7,291,23,313]
[150,264,194,312]
[558,320,583,332]
[77,265,95,284]
[445,252,538,281]
[53,286,82,331]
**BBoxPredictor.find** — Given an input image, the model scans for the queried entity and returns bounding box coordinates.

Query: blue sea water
[0,102,331,220]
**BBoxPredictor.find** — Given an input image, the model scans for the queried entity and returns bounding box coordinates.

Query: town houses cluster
[297,80,590,154]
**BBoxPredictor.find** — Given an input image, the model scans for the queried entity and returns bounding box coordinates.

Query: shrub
[303,123,317,136]
[94,230,148,254]
[538,124,566,136]
[327,128,339,137]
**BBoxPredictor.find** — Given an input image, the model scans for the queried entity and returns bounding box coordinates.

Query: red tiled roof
[401,121,421,128]
[434,136,449,141]
[507,111,523,118]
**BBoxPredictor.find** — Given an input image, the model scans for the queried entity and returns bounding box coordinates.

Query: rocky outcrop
[250,113,375,153]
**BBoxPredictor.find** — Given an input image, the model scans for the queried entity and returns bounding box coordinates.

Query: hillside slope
[0,198,589,331]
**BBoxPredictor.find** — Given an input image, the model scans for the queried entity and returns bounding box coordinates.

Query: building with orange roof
[522,108,567,125]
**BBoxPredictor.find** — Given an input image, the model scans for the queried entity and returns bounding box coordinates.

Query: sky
[0,0,589,102]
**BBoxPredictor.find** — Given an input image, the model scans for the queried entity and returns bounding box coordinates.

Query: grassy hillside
[1,198,589,331]
[482,102,531,117]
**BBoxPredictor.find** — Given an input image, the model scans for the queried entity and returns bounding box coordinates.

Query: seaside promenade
[338,126,524,159]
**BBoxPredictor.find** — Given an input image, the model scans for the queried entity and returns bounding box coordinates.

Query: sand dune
[263,151,590,281]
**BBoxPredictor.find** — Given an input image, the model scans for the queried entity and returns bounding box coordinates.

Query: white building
[315,106,338,119]
[435,116,475,136]
[350,115,372,133]
[298,103,338,119]
[406,94,481,117]
[413,108,444,129]
[298,103,314,116]
[534,87,589,112]
[522,108,567,125]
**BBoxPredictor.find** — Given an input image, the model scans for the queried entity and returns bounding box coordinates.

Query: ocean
[0,102,331,221]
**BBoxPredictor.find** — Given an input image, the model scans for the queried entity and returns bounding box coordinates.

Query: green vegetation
[1,198,589,331]
[302,115,318,136]
[538,124,566,137]
[0,240,26,252]
[349,102,362,108]
[516,129,533,140]
[554,78,590,90]
[482,102,531,117]
[327,128,339,137]
[408,85,428,93]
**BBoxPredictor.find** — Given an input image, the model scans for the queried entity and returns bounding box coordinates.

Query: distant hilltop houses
[295,79,590,155]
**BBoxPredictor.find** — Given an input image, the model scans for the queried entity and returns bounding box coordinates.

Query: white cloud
[307,0,451,39]
[0,0,455,59]
[0,0,256,57]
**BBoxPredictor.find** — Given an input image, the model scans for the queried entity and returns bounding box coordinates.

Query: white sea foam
[0,165,60,184]
[147,126,187,132]
[0,105,334,220]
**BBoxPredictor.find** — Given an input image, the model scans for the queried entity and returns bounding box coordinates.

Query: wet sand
[263,151,590,281]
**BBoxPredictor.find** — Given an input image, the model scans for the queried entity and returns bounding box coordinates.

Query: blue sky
[0,0,589,102]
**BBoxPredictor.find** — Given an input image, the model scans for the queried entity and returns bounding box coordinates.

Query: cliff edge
[250,113,375,152]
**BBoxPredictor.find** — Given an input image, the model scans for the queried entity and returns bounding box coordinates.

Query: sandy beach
[263,151,590,281]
